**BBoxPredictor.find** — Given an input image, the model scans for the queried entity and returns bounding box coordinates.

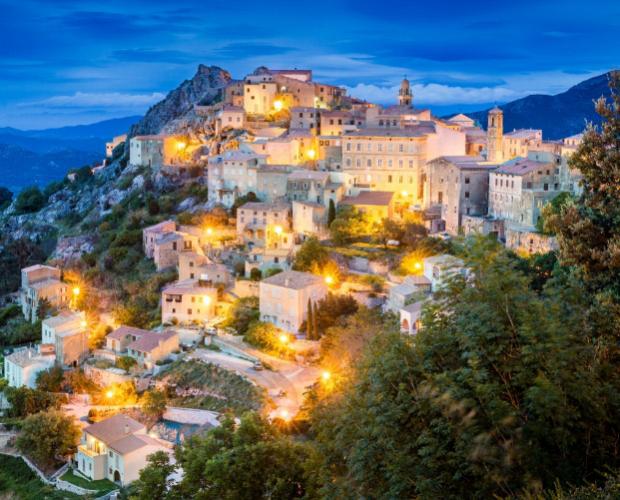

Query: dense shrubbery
[220,296,259,335]
[14,186,46,213]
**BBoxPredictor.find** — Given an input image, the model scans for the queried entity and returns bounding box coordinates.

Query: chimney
[124,424,130,434]
[284,278,290,287]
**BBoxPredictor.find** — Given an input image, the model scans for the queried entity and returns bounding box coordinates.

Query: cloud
[214,43,297,58]
[346,83,520,105]
[111,48,197,64]
[18,92,165,109]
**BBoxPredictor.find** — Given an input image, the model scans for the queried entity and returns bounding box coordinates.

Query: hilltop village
[0,66,591,495]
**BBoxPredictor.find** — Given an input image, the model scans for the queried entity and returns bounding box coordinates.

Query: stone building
[259,270,328,334]
[424,156,498,235]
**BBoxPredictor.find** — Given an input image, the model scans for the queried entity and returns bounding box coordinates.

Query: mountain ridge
[463,71,617,139]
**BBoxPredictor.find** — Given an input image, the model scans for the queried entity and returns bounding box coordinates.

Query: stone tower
[398,77,413,107]
[487,106,504,162]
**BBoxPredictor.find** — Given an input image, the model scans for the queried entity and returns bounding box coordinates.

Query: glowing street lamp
[401,190,409,197]
[72,286,80,297]
[274,225,283,235]
[306,149,316,160]
[176,141,187,151]
[273,100,283,112]
[321,370,331,382]
[105,389,114,400]
[279,408,290,421]
[279,334,289,344]
[80,320,87,329]
[206,227,213,236]
[414,262,422,271]
[324,276,334,286]
[203,295,212,306]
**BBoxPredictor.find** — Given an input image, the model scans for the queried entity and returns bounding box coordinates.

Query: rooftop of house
[340,190,394,207]
[5,347,54,368]
[127,330,177,354]
[42,310,83,329]
[238,201,291,212]
[261,270,324,290]
[290,106,318,113]
[162,278,216,295]
[220,104,244,112]
[321,110,353,118]
[504,128,542,139]
[448,113,475,125]
[402,300,427,314]
[495,158,549,176]
[155,231,186,244]
[378,105,430,116]
[434,156,498,170]
[132,134,166,141]
[144,220,176,234]
[109,433,166,455]
[293,200,325,209]
[22,264,59,273]
[288,170,330,182]
[424,254,465,268]
[84,414,145,446]
[345,123,436,138]
[286,130,314,139]
[256,164,293,173]
[107,325,151,341]
[216,151,266,163]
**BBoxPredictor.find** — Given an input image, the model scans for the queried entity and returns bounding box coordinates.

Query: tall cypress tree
[327,199,336,227]
[312,299,319,339]
[307,298,314,340]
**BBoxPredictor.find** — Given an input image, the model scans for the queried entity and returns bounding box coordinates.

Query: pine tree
[327,199,336,227]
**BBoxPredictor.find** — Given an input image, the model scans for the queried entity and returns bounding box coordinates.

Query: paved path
[190,337,320,417]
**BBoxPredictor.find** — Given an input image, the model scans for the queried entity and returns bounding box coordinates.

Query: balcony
[78,444,105,458]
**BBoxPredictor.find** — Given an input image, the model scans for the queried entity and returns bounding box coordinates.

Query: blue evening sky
[0,0,618,129]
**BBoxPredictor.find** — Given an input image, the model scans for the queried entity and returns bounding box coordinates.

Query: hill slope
[0,116,140,192]
[466,71,617,139]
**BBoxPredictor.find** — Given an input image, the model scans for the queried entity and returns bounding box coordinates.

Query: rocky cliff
[127,65,231,139]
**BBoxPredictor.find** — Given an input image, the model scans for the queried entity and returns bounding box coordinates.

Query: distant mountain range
[464,72,616,139]
[0,116,140,193]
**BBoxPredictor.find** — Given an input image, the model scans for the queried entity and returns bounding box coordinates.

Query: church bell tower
[398,77,413,107]
[487,106,504,162]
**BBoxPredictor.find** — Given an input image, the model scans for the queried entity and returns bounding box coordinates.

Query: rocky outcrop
[127,65,232,139]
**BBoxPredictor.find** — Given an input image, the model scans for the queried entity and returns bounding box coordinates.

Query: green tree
[131,451,176,500]
[5,386,62,417]
[312,293,358,338]
[172,413,309,499]
[310,246,620,498]
[0,186,13,209]
[116,355,138,372]
[244,321,292,357]
[14,186,46,214]
[306,299,314,340]
[547,72,620,295]
[536,191,574,234]
[231,192,258,217]
[221,296,259,336]
[36,366,64,393]
[250,267,262,281]
[327,199,336,226]
[329,205,372,245]
[35,297,52,320]
[16,410,80,468]
[141,389,167,420]
[292,236,328,272]
[374,218,404,247]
